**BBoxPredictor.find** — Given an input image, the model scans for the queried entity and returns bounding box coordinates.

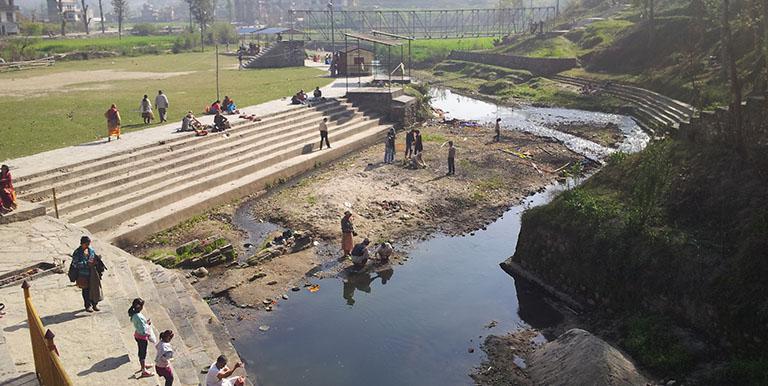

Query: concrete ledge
[0,200,46,225]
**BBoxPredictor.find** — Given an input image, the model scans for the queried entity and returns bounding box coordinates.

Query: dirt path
[0,69,196,96]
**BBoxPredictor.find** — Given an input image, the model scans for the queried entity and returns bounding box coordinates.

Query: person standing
[494,118,502,142]
[105,104,121,142]
[206,355,246,386]
[237,50,244,70]
[155,90,169,123]
[384,128,396,164]
[319,118,331,150]
[140,95,154,124]
[0,165,17,214]
[404,128,414,159]
[129,298,155,378]
[155,330,175,386]
[72,236,103,312]
[447,141,456,176]
[341,211,354,257]
[414,130,424,155]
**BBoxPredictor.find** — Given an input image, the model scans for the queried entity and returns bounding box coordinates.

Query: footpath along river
[226,89,649,386]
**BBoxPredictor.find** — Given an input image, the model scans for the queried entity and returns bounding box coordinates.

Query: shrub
[131,23,160,36]
[622,316,695,375]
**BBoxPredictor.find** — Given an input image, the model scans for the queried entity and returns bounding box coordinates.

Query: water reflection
[342,268,395,306]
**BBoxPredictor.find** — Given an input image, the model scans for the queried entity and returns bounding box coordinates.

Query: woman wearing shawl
[105,104,121,142]
[0,165,17,214]
[140,95,154,124]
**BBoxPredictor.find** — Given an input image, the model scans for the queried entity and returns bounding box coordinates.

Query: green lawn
[0,52,331,159]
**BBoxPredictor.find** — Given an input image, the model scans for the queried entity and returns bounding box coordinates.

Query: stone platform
[0,216,248,386]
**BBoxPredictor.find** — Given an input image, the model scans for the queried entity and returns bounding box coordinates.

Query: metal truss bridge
[289,7,558,41]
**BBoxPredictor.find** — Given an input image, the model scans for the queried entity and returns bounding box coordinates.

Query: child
[128,298,154,378]
[156,330,175,386]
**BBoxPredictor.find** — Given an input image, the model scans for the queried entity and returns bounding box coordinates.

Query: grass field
[31,35,179,55]
[0,52,331,160]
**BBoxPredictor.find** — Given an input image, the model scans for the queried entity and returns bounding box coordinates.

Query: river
[226,89,648,385]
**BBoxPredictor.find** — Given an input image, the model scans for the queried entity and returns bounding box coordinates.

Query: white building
[0,0,19,35]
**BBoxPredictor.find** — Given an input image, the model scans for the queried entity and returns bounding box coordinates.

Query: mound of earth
[528,329,649,386]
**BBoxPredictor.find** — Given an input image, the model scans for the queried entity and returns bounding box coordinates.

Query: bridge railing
[21,281,74,386]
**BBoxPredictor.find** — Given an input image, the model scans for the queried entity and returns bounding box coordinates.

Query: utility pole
[215,44,220,101]
[328,1,335,52]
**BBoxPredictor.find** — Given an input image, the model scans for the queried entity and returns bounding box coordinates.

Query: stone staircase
[0,217,246,386]
[243,41,305,69]
[13,98,392,247]
[552,74,694,134]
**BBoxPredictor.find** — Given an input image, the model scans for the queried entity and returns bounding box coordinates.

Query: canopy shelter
[340,32,412,92]
[237,27,305,49]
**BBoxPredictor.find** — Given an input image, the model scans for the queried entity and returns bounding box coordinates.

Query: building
[46,0,80,23]
[0,0,19,35]
[337,47,374,77]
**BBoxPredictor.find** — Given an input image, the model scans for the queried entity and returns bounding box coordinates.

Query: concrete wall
[246,40,305,69]
[678,96,768,149]
[448,50,578,75]
[346,88,416,127]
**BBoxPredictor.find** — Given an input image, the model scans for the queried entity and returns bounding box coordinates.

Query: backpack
[67,259,79,282]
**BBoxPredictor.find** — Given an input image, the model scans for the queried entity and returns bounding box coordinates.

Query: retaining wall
[448,50,578,75]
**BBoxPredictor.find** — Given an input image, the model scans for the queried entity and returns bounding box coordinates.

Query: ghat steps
[0,217,246,386]
[14,98,392,246]
[552,75,693,134]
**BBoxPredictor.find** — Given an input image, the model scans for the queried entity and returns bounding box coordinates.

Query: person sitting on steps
[206,355,246,386]
[213,111,230,132]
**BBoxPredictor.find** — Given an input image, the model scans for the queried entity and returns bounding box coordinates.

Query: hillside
[492,0,765,109]
[509,137,768,383]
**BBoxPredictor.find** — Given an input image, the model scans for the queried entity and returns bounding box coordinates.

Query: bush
[173,31,201,53]
[19,21,45,36]
[622,316,695,375]
[131,23,160,36]
[207,22,238,45]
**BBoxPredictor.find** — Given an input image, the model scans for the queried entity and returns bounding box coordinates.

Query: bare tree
[98,0,105,33]
[80,0,92,34]
[56,0,66,36]
[112,0,128,39]
[191,0,214,51]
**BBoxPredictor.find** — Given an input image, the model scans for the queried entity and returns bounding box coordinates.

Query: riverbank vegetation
[511,138,768,382]
[423,60,624,111]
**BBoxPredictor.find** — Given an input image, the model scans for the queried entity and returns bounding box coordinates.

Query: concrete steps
[14,97,393,246]
[552,75,693,133]
[15,100,340,200]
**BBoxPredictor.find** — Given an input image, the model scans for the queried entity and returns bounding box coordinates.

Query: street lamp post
[328,1,335,52]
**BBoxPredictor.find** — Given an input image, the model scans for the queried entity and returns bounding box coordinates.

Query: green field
[31,35,180,55]
[0,52,331,159]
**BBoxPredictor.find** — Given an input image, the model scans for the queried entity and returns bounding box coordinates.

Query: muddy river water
[226,90,649,385]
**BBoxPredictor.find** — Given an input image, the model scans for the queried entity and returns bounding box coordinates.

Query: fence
[21,281,73,386]
[0,57,55,73]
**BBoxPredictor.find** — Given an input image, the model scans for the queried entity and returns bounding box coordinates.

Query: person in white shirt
[206,355,246,386]
[155,330,175,386]
[155,90,170,123]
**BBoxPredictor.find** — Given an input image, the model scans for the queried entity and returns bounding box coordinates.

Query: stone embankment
[0,216,245,386]
[448,50,578,75]
[12,98,392,247]
[551,75,693,134]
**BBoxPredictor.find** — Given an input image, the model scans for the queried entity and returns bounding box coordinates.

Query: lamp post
[328,1,334,52]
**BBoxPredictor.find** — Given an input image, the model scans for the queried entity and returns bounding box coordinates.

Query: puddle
[232,198,279,263]
[429,88,650,158]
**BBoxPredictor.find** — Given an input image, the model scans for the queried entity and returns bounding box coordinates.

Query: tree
[721,0,744,151]
[226,0,234,23]
[80,0,92,34]
[55,0,66,36]
[112,0,127,39]
[98,0,105,33]
[190,0,214,51]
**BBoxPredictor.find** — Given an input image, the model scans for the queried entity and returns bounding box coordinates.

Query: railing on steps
[21,281,73,386]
